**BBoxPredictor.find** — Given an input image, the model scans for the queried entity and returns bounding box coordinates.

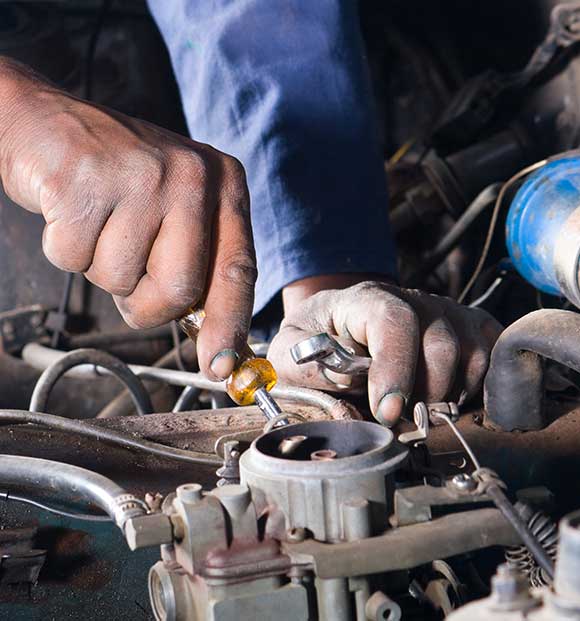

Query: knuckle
[424,333,460,365]
[219,253,258,288]
[173,148,211,187]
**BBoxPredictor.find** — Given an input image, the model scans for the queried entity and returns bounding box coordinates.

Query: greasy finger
[114,202,211,329]
[413,313,460,402]
[196,157,257,380]
[84,196,161,296]
[335,290,420,426]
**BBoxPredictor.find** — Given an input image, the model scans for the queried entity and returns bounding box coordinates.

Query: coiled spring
[505,502,559,587]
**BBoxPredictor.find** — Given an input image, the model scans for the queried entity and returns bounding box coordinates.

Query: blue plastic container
[506,155,580,296]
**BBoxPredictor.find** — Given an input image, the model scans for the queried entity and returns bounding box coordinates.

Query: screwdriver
[177,306,288,425]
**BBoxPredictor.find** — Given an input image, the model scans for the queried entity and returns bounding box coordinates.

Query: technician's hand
[268,281,502,426]
[0,58,256,380]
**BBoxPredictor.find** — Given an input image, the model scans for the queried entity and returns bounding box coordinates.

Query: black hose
[484,309,580,431]
[29,348,154,416]
[0,409,221,467]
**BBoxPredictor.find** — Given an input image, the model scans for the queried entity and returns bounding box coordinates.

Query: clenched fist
[0,57,256,380]
[269,281,502,426]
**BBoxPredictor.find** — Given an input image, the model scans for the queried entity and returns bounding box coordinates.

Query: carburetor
[126,419,521,620]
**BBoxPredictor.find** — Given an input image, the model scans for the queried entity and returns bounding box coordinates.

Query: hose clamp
[113,494,148,529]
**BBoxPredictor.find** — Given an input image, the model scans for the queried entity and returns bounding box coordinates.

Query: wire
[429,410,481,470]
[457,160,549,304]
[469,271,507,308]
[0,491,111,522]
[0,409,221,467]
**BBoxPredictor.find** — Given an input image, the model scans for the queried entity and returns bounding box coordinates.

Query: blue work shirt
[148,0,396,317]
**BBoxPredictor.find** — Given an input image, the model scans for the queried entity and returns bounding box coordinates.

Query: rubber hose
[484,309,580,431]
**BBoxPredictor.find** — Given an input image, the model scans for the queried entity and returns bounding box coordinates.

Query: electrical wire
[0,410,221,467]
[458,160,549,304]
[0,490,111,522]
[468,271,507,308]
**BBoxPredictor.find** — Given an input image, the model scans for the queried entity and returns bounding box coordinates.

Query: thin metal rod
[429,411,481,470]
[486,483,555,581]
[429,410,555,581]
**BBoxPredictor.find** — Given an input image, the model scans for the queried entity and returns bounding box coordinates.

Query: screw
[451,473,476,491]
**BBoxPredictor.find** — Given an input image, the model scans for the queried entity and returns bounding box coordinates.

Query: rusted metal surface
[427,403,580,516]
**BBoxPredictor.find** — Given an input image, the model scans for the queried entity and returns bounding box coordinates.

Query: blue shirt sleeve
[147,0,397,315]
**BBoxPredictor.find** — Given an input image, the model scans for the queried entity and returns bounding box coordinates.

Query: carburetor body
[140,420,521,620]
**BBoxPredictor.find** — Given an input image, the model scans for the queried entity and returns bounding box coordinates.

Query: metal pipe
[29,348,153,416]
[0,454,146,529]
[0,410,221,467]
[23,343,356,419]
[172,385,201,413]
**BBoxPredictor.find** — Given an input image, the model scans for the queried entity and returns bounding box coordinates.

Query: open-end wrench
[290,333,372,375]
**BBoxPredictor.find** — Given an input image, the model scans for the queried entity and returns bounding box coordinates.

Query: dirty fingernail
[376,393,406,427]
[210,349,238,380]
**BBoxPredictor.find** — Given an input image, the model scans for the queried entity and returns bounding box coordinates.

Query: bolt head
[451,473,476,491]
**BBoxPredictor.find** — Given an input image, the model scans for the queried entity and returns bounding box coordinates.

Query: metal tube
[23,343,356,419]
[0,410,221,467]
[29,348,154,416]
[0,454,146,529]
